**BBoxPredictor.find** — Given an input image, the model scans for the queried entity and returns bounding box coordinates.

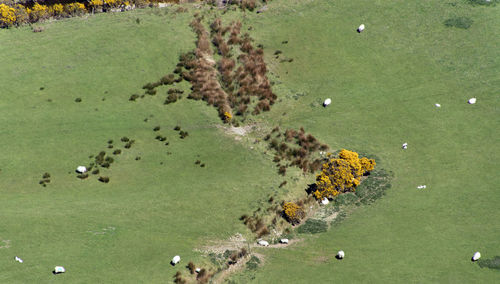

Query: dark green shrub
[153,126,160,131]
[129,94,140,101]
[179,131,189,139]
[174,126,181,131]
[160,74,175,85]
[145,89,157,96]
[478,256,500,270]
[42,173,50,179]
[246,256,260,270]
[467,0,498,6]
[113,149,121,155]
[444,17,473,29]
[77,173,89,179]
[165,93,178,104]
[75,98,82,102]
[334,192,358,206]
[92,169,100,175]
[121,137,129,142]
[98,176,110,183]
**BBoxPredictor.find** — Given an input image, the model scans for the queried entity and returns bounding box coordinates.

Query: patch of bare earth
[216,124,256,141]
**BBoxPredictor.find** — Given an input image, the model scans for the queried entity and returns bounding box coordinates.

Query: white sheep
[76,166,87,174]
[323,98,332,107]
[337,250,345,259]
[171,255,181,265]
[435,103,441,107]
[321,198,329,205]
[195,268,201,273]
[472,252,481,261]
[417,185,427,189]
[15,256,23,263]
[280,238,289,244]
[402,143,408,149]
[54,266,65,274]
[357,24,365,33]
[468,98,477,104]
[258,240,269,247]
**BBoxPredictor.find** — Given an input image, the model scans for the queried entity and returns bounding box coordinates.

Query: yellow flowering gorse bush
[282,202,305,225]
[313,149,376,200]
[0,4,16,27]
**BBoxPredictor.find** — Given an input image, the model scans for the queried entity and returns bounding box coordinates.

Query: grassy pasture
[228,0,500,282]
[0,8,282,283]
[0,0,498,283]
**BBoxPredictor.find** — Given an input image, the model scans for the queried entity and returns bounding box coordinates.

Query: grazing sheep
[258,240,269,247]
[280,238,289,244]
[15,256,23,263]
[337,250,345,259]
[357,24,365,33]
[468,98,477,104]
[195,268,201,273]
[76,166,87,174]
[435,103,441,107]
[323,98,332,107]
[321,198,329,205]
[472,252,481,261]
[402,143,408,149]
[171,255,181,265]
[417,185,427,189]
[54,266,65,274]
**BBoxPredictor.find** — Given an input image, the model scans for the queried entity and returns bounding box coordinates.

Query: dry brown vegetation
[135,15,277,124]
[265,126,329,175]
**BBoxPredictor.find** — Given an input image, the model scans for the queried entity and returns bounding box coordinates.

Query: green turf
[0,0,499,283]
[0,7,282,283]
[229,0,500,282]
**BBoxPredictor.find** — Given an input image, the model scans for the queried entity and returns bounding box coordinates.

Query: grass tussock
[444,17,473,29]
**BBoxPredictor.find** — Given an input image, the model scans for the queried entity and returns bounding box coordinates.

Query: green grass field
[0,0,499,283]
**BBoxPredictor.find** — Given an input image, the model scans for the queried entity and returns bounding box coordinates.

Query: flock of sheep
[11,22,484,278]
[316,24,482,264]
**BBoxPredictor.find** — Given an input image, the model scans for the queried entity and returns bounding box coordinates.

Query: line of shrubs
[0,0,178,28]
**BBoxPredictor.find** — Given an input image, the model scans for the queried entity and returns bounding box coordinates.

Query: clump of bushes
[297,219,328,234]
[179,131,189,139]
[143,15,277,125]
[98,176,110,183]
[228,248,248,265]
[39,172,51,186]
[478,256,500,270]
[186,261,196,274]
[266,126,330,175]
[246,255,260,270]
[313,149,375,200]
[444,17,473,29]
[282,202,305,225]
[173,271,186,284]
[240,215,269,237]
